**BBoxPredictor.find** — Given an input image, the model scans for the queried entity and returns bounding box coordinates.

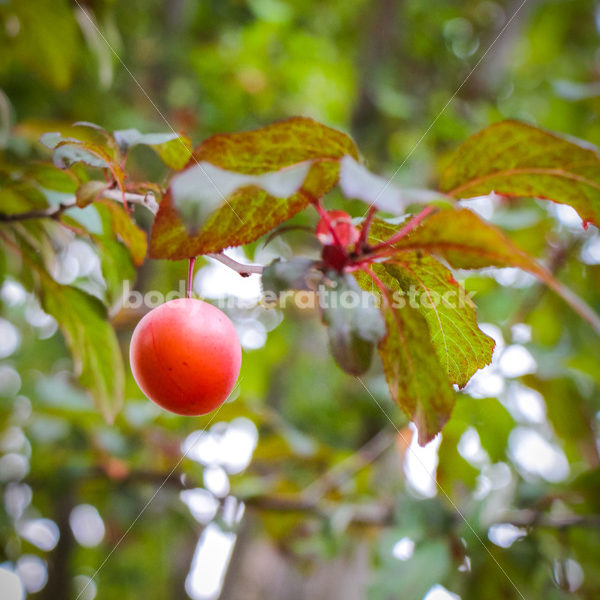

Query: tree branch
[113,189,159,214]
[301,429,394,503]
[502,510,600,530]
[77,466,393,526]
[0,187,266,277]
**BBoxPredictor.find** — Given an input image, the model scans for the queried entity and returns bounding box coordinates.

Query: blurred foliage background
[1,0,600,599]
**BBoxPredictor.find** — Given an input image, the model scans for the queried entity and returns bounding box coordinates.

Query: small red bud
[316,210,360,248]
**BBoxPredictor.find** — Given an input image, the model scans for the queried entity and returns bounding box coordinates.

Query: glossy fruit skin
[315,210,360,248]
[129,298,241,415]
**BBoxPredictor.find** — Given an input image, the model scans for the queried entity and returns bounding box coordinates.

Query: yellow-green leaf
[355,268,455,445]
[440,120,600,228]
[383,255,495,388]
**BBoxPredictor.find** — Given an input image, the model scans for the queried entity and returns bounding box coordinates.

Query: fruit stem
[370,205,436,252]
[187,257,196,298]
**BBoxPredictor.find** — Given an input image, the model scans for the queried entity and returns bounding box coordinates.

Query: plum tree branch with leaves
[2,117,600,444]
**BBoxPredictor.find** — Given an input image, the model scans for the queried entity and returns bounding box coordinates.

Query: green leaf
[94,237,136,306]
[97,201,148,266]
[382,256,494,388]
[440,120,600,228]
[339,156,441,213]
[261,257,321,295]
[320,272,386,375]
[26,163,79,193]
[453,395,514,462]
[152,136,193,170]
[38,272,124,423]
[438,395,516,496]
[355,267,455,445]
[40,131,73,149]
[0,184,48,214]
[149,117,358,259]
[113,129,179,151]
[113,129,192,170]
[73,121,109,134]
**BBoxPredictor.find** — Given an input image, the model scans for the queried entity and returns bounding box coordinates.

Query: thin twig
[503,510,600,530]
[302,429,394,503]
[0,200,77,222]
[206,253,264,276]
[0,187,265,278]
[0,189,158,222]
[114,190,159,214]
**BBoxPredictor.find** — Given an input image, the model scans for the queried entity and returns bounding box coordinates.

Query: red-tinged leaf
[440,120,600,228]
[127,181,163,198]
[382,256,495,388]
[53,140,112,169]
[41,131,126,196]
[150,117,358,259]
[355,267,455,445]
[371,208,547,276]
[168,161,312,234]
[190,117,359,174]
[98,200,147,266]
[370,209,600,334]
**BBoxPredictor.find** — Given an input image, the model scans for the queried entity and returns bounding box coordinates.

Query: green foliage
[2,2,600,599]
[39,275,125,424]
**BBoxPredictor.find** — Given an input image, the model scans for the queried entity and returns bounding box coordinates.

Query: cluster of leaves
[3,116,600,446]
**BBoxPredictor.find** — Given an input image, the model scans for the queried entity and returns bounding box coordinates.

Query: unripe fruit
[316,210,360,248]
[129,298,241,415]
